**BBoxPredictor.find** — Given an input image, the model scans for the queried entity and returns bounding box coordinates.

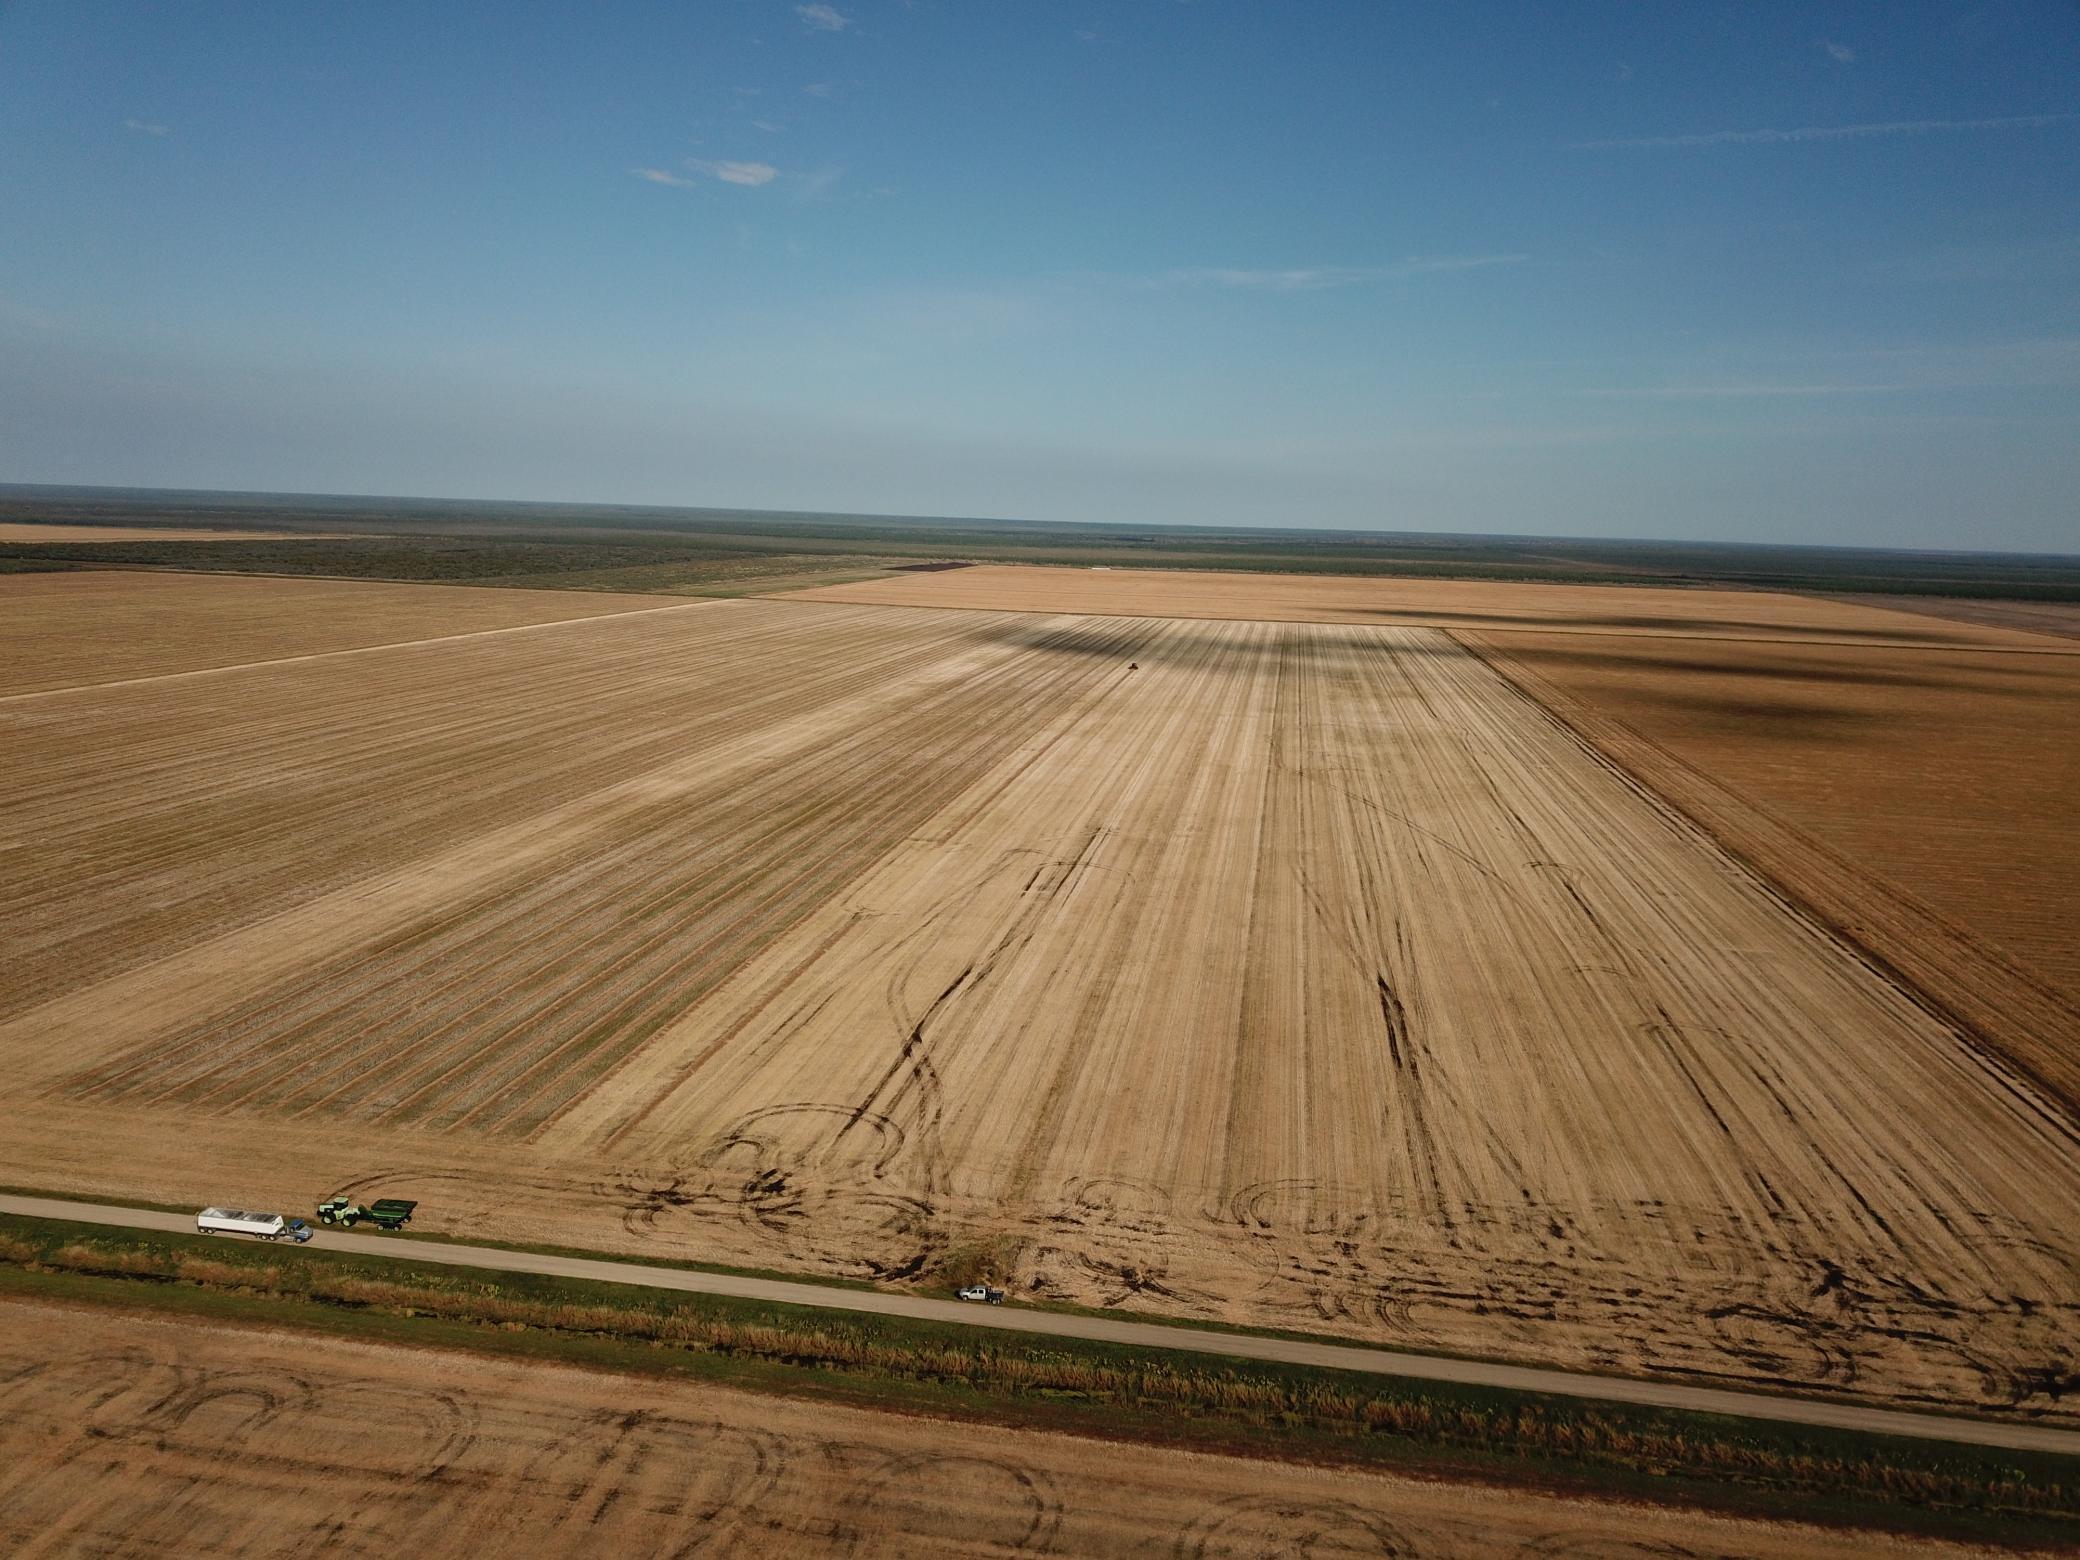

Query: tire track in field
[0,592,722,704]
[0,602,1004,1020]
[66,617,1151,1136]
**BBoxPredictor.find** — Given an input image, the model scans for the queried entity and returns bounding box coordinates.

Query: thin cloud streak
[795,4,849,32]
[692,159,779,186]
[1570,113,2070,151]
[122,118,170,137]
[1572,383,1910,399]
[634,160,780,189]
[1155,255,1528,291]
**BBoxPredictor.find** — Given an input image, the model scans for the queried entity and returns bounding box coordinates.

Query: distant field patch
[1470,630,2080,1110]
[0,570,688,696]
[1829,593,2080,642]
[778,562,2074,648]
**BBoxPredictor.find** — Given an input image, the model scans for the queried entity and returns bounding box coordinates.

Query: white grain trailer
[196,1208,312,1242]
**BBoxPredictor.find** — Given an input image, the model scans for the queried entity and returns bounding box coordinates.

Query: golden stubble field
[0,569,679,695]
[789,564,2080,1113]
[1470,632,2080,1110]
[782,562,2057,647]
[2,571,2077,1422]
[0,1302,1996,1559]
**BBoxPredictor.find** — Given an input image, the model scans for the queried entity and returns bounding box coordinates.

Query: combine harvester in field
[314,1195,417,1231]
[195,1208,312,1243]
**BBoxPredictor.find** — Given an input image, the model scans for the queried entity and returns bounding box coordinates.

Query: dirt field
[1829,593,2080,642]
[0,570,684,695]
[0,1301,1999,1558]
[3,586,2076,1421]
[1470,633,2080,1108]
[779,563,2074,649]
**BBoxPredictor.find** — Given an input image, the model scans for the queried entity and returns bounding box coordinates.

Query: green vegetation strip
[0,1215,2072,1547]
[8,495,2077,598]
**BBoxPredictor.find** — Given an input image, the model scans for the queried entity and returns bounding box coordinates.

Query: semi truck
[315,1196,418,1231]
[196,1208,312,1242]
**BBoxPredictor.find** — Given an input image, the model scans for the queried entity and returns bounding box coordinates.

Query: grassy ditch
[0,1215,2073,1547]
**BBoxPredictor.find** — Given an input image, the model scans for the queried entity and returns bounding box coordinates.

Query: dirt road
[6,1192,2075,1459]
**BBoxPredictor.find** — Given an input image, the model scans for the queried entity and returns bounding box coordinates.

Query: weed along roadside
[1,1209,2075,1549]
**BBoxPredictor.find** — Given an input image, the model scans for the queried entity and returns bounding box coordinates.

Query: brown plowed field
[3,583,2076,1420]
[0,569,680,695]
[1829,594,2080,641]
[778,563,2073,648]
[1469,633,2080,1109]
[0,1301,1991,1558]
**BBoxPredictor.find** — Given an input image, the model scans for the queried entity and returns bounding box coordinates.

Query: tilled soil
[2,590,2076,1421]
[0,569,680,695]
[778,564,2075,649]
[0,1300,1999,1557]
[1467,632,2080,1107]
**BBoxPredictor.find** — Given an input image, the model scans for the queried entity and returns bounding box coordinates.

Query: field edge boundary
[1456,628,2080,1124]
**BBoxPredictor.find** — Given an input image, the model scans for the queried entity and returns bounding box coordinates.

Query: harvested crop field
[0,570,680,696]
[3,579,2077,1423]
[1470,633,2080,1110]
[778,562,2068,648]
[1,1302,1978,1559]
[1829,593,2080,642]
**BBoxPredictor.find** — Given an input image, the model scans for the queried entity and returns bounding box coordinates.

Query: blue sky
[1,2,2075,548]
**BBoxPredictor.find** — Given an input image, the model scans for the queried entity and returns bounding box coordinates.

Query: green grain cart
[315,1195,418,1231]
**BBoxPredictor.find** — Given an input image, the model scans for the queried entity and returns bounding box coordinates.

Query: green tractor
[315,1195,418,1231]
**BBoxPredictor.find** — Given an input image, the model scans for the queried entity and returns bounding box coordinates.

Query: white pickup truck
[196,1208,312,1243]
[957,1284,1006,1304]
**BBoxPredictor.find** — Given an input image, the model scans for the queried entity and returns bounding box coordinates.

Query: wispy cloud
[794,167,846,200]
[1822,39,1856,64]
[634,159,841,197]
[1832,336,2080,386]
[1866,236,2080,284]
[695,159,779,186]
[1568,338,2080,399]
[1573,383,1904,399]
[633,160,780,188]
[1571,113,2070,150]
[796,4,849,31]
[122,118,170,137]
[801,82,836,99]
[0,294,61,332]
[1153,255,1527,291]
